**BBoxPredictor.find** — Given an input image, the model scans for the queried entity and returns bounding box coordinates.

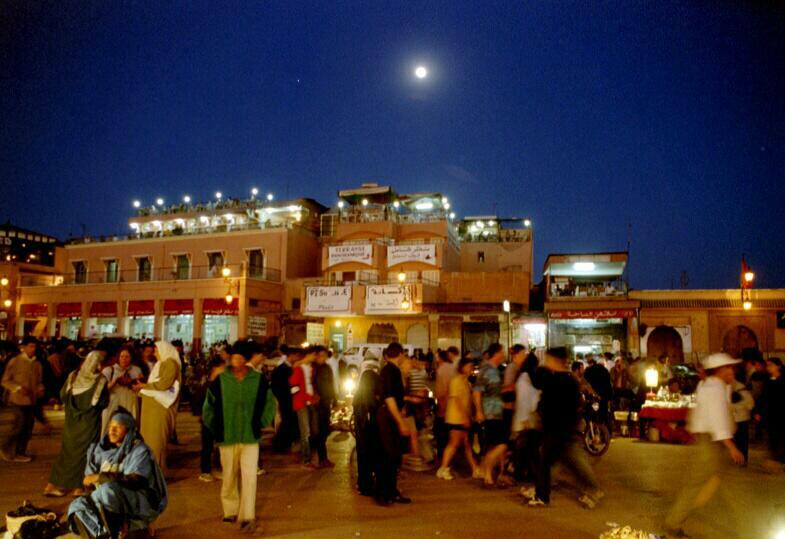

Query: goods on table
[599,525,662,539]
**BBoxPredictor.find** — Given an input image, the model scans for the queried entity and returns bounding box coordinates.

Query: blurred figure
[100,346,143,434]
[434,347,459,460]
[1,336,44,462]
[290,347,318,468]
[353,353,382,497]
[436,357,480,481]
[512,352,541,483]
[473,344,508,488]
[313,345,336,468]
[730,369,754,463]
[271,347,298,453]
[665,353,745,536]
[757,357,785,472]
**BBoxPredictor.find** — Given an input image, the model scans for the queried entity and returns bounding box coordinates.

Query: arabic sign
[328,244,373,267]
[549,309,636,320]
[365,285,413,314]
[387,244,436,267]
[305,286,352,314]
[247,315,268,337]
[306,322,325,344]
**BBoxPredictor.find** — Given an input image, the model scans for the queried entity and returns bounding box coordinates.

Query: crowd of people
[1,335,784,537]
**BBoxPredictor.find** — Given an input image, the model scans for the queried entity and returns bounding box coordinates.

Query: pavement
[1,411,784,539]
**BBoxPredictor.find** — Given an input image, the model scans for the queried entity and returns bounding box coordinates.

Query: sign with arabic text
[549,309,635,320]
[328,244,373,267]
[387,244,436,267]
[365,285,414,314]
[305,286,352,314]
[247,316,268,337]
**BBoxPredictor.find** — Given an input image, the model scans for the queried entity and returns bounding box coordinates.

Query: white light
[441,197,448,204]
[743,301,752,310]
[0,277,9,286]
[401,299,411,310]
[215,191,222,200]
[444,202,451,210]
[251,187,259,196]
[415,66,428,79]
[3,299,11,308]
[129,223,139,229]
[645,367,659,389]
[200,216,210,224]
[132,200,141,208]
[183,195,191,203]
[221,267,232,278]
[155,198,164,206]
[482,230,489,236]
[337,201,345,209]
[152,220,161,228]
[573,262,596,271]
[415,201,434,211]
[287,205,300,212]
[397,271,406,283]
[574,345,594,353]
[301,341,310,348]
[524,219,531,227]
[503,300,510,313]
[343,378,356,395]
[361,198,369,206]
[476,221,484,229]
[487,221,495,227]
[334,320,342,328]
[449,212,455,219]
[266,193,274,201]
[772,528,785,539]
[393,201,400,208]
[523,323,546,332]
[225,294,234,304]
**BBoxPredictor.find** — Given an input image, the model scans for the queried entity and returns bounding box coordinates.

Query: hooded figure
[137,341,182,473]
[68,408,168,538]
[46,351,109,496]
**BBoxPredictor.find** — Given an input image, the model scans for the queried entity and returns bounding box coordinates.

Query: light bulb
[132,200,141,208]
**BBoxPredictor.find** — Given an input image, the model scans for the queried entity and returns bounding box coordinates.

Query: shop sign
[127,300,155,316]
[778,311,785,329]
[163,299,194,316]
[247,315,267,337]
[305,286,352,314]
[203,298,239,315]
[90,301,117,317]
[328,244,373,267]
[306,322,325,344]
[57,302,82,318]
[549,309,636,320]
[21,303,48,317]
[365,285,413,314]
[387,244,436,267]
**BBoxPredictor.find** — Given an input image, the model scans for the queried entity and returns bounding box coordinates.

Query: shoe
[5,454,33,463]
[222,516,238,524]
[320,459,336,468]
[256,468,267,476]
[240,520,257,534]
[43,486,66,497]
[436,467,454,480]
[392,494,412,504]
[527,497,548,507]
[578,494,598,509]
[519,486,536,500]
[199,473,215,482]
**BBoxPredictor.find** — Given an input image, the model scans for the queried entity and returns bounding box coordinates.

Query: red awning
[128,300,155,316]
[163,299,194,315]
[56,303,82,318]
[90,301,118,317]
[549,309,636,320]
[21,303,47,317]
[203,297,239,315]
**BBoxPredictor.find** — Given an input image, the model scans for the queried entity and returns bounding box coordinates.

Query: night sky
[2,2,784,289]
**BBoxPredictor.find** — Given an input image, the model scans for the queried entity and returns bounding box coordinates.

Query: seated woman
[67,408,167,539]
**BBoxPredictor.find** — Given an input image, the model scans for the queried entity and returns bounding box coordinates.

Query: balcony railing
[66,221,301,245]
[549,280,628,299]
[303,276,439,287]
[20,264,281,287]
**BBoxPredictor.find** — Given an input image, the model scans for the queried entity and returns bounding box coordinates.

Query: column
[116,300,125,337]
[238,277,248,340]
[46,303,57,338]
[192,297,203,354]
[428,314,439,352]
[153,300,164,341]
[80,303,89,339]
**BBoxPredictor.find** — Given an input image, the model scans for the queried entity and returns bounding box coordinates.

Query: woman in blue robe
[67,408,167,538]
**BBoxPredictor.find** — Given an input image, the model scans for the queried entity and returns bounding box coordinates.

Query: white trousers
[219,443,259,522]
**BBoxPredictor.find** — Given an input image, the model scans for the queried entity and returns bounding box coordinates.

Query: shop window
[104,259,119,283]
[73,261,87,284]
[477,251,485,263]
[174,255,190,280]
[137,257,152,282]
[248,249,264,278]
[206,252,224,277]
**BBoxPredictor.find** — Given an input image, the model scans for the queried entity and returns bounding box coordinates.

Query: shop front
[547,309,636,359]
[57,302,82,339]
[87,301,118,338]
[163,299,194,344]
[127,300,155,339]
[202,298,239,346]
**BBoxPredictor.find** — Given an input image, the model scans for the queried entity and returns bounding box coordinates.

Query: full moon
[414,66,428,79]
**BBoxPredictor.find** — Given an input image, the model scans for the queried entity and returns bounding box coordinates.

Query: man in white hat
[665,353,745,537]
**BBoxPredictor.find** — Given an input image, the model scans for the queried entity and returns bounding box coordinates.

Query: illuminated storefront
[163,299,194,343]
[56,302,82,339]
[127,300,155,339]
[202,298,239,346]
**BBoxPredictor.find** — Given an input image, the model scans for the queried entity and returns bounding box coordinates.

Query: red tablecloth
[638,406,690,422]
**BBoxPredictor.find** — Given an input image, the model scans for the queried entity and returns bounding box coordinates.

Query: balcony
[549,279,628,300]
[19,263,282,287]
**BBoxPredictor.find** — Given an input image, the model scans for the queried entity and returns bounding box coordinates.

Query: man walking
[203,346,268,534]
[313,345,336,468]
[474,343,509,487]
[271,347,297,453]
[376,343,411,505]
[289,347,318,468]
[434,347,458,459]
[1,336,43,462]
[353,353,382,496]
[524,347,603,509]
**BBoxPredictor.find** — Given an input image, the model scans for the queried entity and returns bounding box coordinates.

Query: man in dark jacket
[584,356,613,422]
[271,347,300,453]
[353,355,382,496]
[313,345,336,467]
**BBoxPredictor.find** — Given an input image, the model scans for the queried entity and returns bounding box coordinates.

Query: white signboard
[328,244,373,267]
[305,286,352,314]
[247,315,268,337]
[306,322,326,345]
[387,244,436,267]
[365,285,413,314]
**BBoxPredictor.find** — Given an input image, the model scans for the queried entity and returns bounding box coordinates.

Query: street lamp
[251,187,259,198]
[221,267,232,278]
[3,299,11,308]
[397,271,406,283]
[741,257,754,311]
[0,277,8,287]
[132,200,141,208]
[645,367,659,398]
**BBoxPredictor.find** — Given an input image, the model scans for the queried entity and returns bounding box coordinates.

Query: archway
[722,325,758,359]
[406,323,429,351]
[367,323,398,344]
[647,326,684,362]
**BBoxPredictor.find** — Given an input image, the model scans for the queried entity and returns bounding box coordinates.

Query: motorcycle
[581,394,611,456]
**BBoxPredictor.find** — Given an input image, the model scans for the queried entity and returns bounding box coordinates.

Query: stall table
[638,404,693,444]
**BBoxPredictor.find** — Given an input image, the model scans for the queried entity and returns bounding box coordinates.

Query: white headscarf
[147,341,182,384]
[70,351,104,395]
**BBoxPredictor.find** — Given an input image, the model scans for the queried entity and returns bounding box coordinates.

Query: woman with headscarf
[67,408,168,538]
[44,351,109,497]
[100,346,143,435]
[133,341,181,473]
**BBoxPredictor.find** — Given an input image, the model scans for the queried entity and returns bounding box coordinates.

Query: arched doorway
[406,323,429,351]
[647,326,684,362]
[722,325,758,359]
[367,323,398,344]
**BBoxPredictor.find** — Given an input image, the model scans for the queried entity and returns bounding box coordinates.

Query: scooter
[581,394,611,457]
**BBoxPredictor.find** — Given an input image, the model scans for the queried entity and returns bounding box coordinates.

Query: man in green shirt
[203,343,268,534]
